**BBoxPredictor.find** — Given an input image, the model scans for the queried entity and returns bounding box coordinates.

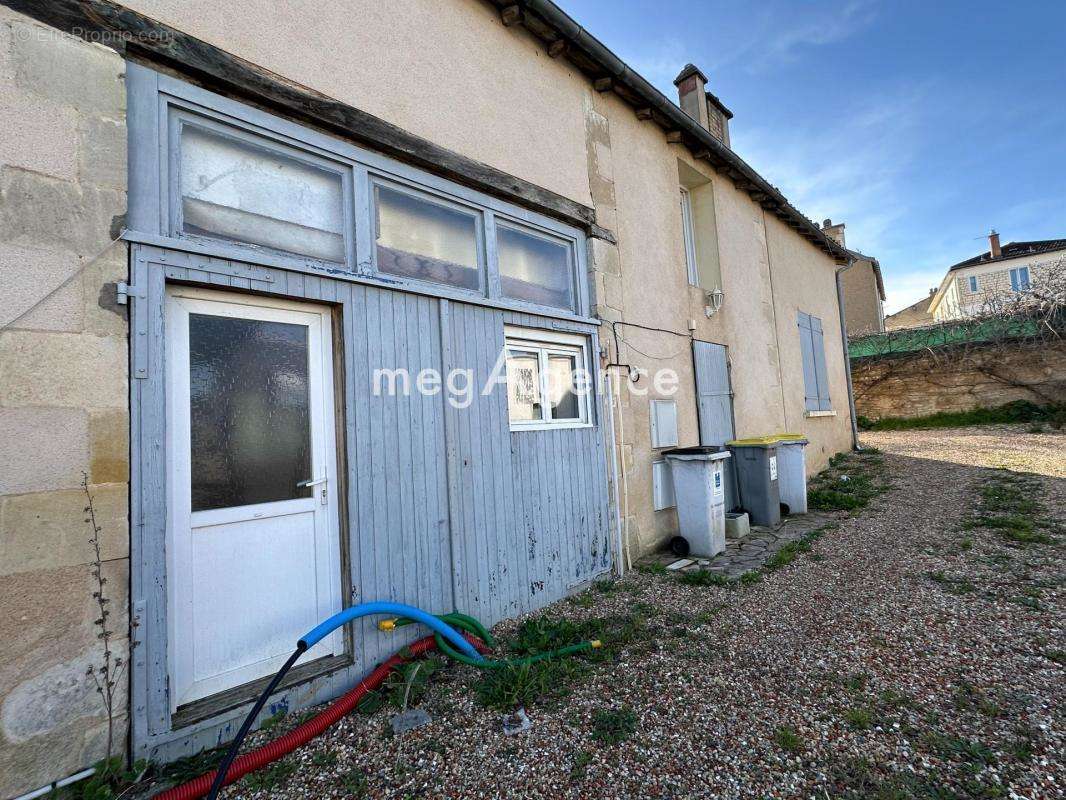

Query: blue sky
[557,0,1066,313]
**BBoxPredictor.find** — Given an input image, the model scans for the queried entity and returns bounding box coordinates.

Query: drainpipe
[835,257,860,450]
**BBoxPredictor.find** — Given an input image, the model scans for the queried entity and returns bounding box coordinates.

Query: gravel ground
[222,426,1064,800]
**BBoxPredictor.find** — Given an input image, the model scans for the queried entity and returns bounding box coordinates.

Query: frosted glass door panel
[188,313,312,511]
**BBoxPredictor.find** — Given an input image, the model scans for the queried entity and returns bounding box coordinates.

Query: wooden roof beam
[547,39,566,58]
[500,5,521,26]
[593,76,613,92]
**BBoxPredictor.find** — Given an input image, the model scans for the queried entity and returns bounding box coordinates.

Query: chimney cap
[674,63,708,86]
[823,218,833,228]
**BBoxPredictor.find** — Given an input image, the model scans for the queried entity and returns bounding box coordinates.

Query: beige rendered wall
[583,85,852,555]
[120,0,594,209]
[841,259,884,335]
[0,8,130,797]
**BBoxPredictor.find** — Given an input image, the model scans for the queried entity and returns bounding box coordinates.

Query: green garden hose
[378,612,600,669]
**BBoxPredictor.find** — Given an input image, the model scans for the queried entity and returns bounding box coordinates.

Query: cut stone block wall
[0,8,129,797]
[852,339,1066,420]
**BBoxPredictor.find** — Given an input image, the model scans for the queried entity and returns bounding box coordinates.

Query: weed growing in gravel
[961,470,1057,547]
[843,706,874,729]
[338,767,369,797]
[773,725,804,753]
[844,672,869,693]
[474,613,649,710]
[808,450,892,512]
[259,709,287,731]
[678,569,728,587]
[927,570,977,595]
[569,750,594,781]
[739,570,762,585]
[922,732,996,766]
[242,758,297,792]
[591,707,638,744]
[637,561,669,575]
[310,749,338,767]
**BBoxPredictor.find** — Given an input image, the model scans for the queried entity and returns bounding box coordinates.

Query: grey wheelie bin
[726,437,781,528]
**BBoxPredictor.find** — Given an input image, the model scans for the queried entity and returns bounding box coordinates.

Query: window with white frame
[504,329,591,428]
[1010,266,1030,291]
[968,275,979,293]
[679,187,699,286]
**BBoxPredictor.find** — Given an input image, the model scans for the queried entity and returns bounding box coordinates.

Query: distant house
[929,232,1066,321]
[821,220,886,335]
[884,290,936,330]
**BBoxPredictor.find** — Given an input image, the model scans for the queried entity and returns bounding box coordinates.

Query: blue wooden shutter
[810,315,831,411]
[797,312,819,411]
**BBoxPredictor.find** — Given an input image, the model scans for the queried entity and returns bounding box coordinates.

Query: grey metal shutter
[693,340,734,444]
[693,340,738,510]
[797,311,819,411]
[810,314,831,410]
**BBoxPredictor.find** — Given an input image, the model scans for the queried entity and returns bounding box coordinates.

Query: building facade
[821,219,885,336]
[929,232,1066,322]
[0,1,854,794]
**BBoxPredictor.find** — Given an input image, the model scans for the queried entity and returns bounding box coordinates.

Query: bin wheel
[669,536,690,557]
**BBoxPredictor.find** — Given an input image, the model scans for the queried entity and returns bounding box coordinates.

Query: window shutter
[797,312,818,411]
[810,315,831,411]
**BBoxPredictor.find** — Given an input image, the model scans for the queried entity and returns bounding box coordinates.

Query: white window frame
[968,275,978,293]
[680,187,699,286]
[1010,266,1030,291]
[504,327,593,431]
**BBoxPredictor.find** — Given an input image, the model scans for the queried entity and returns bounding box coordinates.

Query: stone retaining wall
[851,338,1066,420]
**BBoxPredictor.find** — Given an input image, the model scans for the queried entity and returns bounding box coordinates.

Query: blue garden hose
[299,601,484,661]
[206,602,482,800]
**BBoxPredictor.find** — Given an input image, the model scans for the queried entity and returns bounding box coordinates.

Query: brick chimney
[822,218,846,248]
[989,229,1001,258]
[673,64,733,147]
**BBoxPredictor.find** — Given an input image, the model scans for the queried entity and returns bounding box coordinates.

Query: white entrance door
[165,287,343,710]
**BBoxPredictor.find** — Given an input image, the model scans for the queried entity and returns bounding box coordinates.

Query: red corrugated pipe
[156,634,487,800]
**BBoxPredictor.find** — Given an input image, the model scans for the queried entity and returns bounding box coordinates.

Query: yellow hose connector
[590,639,603,649]
[377,619,397,631]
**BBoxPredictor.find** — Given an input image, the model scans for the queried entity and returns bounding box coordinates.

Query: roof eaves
[488,0,849,263]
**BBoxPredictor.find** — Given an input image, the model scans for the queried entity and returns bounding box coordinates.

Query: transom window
[175,115,349,263]
[505,329,592,429]
[373,181,482,291]
[497,221,575,309]
[142,72,587,317]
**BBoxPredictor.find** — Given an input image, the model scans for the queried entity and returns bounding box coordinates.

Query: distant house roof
[884,293,935,330]
[847,248,886,300]
[947,239,1066,272]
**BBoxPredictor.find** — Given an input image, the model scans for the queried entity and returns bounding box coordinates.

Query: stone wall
[852,338,1066,420]
[0,9,129,796]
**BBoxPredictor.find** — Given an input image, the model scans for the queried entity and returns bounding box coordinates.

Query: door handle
[298,476,328,505]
